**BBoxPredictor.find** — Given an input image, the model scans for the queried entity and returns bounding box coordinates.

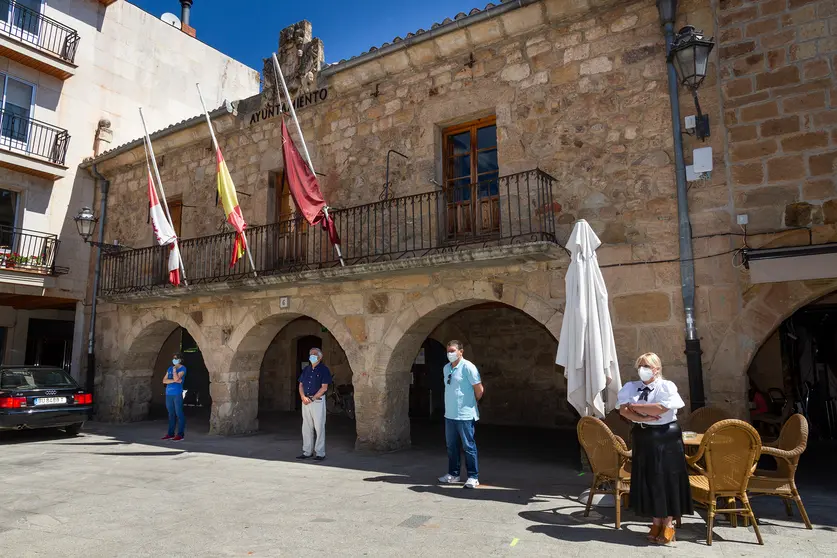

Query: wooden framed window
[167,197,182,239]
[442,116,499,238]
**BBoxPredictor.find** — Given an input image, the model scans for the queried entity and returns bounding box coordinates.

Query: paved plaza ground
[1,417,836,557]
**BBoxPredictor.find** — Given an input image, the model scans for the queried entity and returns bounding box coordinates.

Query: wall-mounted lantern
[668,25,715,141]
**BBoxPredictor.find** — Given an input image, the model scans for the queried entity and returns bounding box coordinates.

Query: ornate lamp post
[668,25,716,141]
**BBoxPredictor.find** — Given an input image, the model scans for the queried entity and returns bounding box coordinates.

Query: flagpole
[195,83,258,277]
[271,53,346,267]
[138,108,188,285]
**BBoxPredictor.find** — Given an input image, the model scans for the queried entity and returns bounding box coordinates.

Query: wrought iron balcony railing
[0,0,80,63]
[0,225,61,275]
[0,108,70,165]
[99,169,558,295]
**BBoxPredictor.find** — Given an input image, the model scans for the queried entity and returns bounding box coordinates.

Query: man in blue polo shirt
[438,340,484,489]
[297,347,332,461]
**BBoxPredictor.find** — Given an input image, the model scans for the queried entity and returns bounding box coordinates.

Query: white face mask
[447,352,459,363]
[172,359,180,365]
[638,366,655,382]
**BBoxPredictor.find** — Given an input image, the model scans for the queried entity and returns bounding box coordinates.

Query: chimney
[180,0,196,37]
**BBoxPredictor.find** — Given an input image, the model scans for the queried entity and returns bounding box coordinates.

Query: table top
[683,433,703,446]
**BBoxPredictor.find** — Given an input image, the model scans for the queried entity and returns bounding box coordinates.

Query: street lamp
[73,207,129,253]
[668,25,715,141]
[73,206,97,241]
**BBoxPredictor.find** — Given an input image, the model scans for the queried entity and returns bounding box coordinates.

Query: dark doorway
[181,329,211,427]
[295,335,322,411]
[410,338,447,421]
[25,319,73,369]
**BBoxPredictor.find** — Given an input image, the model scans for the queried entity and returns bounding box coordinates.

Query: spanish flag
[216,148,247,267]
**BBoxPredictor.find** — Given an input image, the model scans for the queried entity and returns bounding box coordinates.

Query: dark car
[0,366,93,435]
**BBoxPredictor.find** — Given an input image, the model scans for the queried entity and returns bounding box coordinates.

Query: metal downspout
[85,164,109,396]
[661,18,706,410]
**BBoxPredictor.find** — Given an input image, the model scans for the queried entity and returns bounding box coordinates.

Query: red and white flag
[146,169,181,286]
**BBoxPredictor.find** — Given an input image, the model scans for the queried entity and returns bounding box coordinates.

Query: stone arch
[707,278,837,416]
[102,307,210,423]
[222,297,362,435]
[360,282,561,450]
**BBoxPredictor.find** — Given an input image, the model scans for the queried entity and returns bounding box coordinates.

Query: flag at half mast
[146,168,181,286]
[216,148,247,267]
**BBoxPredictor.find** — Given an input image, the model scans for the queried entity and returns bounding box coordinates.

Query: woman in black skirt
[618,352,693,545]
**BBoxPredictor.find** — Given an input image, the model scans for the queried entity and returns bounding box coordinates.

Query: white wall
[1,0,259,298]
[0,0,259,374]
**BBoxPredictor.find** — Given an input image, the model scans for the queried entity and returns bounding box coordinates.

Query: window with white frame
[0,73,35,145]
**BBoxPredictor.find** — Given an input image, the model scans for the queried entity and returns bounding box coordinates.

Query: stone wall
[88,0,837,447]
[428,305,573,428]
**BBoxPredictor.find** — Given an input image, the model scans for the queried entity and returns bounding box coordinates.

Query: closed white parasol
[556,220,622,419]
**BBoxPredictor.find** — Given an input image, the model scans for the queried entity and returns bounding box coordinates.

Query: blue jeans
[166,394,185,436]
[445,418,478,479]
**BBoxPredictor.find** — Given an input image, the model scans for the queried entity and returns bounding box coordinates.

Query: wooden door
[442,116,499,241]
[272,170,307,267]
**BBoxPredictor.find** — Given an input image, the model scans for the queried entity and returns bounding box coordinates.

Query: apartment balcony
[0,225,65,290]
[0,1,80,80]
[99,169,564,301]
[0,108,70,179]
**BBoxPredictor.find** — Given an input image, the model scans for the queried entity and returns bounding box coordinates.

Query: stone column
[353,355,412,452]
[210,372,259,435]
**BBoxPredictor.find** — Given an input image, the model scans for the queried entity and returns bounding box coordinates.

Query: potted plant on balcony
[5,253,29,269]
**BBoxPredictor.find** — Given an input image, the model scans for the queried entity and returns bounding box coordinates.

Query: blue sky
[132,0,485,70]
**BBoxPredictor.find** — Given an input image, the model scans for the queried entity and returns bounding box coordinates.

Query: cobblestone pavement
[1,419,835,557]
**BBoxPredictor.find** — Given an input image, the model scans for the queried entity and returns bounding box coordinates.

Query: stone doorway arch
[225,297,361,435]
[707,278,837,416]
[362,282,562,451]
[100,308,209,424]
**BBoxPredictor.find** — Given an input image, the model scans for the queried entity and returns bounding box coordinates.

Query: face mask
[447,352,459,363]
[309,355,319,364]
[172,359,180,365]
[638,366,655,382]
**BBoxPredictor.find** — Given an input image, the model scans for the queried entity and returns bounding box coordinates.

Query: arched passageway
[258,317,355,445]
[747,290,837,440]
[374,291,567,455]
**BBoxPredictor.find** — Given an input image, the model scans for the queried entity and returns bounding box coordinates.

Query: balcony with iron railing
[99,169,563,298]
[0,0,80,79]
[0,108,70,178]
[0,225,64,278]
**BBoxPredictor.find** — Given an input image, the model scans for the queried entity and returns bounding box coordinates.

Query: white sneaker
[464,477,479,489]
[438,473,461,484]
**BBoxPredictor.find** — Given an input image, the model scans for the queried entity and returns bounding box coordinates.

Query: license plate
[34,397,66,406]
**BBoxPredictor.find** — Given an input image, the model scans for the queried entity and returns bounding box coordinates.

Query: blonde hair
[635,352,663,374]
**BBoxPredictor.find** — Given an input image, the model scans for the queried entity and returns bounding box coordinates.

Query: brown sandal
[655,526,676,545]
[647,524,662,541]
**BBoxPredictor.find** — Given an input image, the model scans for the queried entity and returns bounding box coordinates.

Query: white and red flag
[146,168,181,286]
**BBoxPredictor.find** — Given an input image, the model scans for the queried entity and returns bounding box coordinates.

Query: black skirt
[629,421,694,518]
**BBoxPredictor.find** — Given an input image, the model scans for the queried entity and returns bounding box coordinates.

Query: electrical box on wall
[693,147,713,172]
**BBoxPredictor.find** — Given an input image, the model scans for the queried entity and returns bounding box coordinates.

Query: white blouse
[616,378,685,426]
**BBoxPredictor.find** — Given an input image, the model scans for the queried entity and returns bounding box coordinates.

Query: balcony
[99,169,563,298]
[0,1,79,80]
[0,225,64,289]
[0,108,70,179]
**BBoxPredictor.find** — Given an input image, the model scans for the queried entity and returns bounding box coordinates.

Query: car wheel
[64,423,83,436]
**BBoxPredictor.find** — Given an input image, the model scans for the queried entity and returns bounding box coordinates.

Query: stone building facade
[82,0,837,450]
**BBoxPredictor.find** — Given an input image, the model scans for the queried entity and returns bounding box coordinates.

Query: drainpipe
[658,0,706,410]
[85,164,109,396]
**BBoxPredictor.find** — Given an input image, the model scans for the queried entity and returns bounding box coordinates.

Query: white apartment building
[0,0,259,376]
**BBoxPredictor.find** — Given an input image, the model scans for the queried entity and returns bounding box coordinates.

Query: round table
[683,433,703,447]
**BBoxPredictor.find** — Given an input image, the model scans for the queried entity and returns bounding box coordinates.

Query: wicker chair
[577,416,632,529]
[687,419,764,546]
[603,409,632,449]
[685,406,732,434]
[748,413,812,529]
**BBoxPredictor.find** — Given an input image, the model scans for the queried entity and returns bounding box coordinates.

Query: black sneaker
[296,454,311,459]
[314,455,326,461]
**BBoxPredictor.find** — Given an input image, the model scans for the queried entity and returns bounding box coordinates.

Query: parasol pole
[271,52,345,267]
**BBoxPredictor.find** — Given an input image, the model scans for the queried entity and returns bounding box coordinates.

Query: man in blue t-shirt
[162,352,187,441]
[438,340,484,489]
[297,347,332,461]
